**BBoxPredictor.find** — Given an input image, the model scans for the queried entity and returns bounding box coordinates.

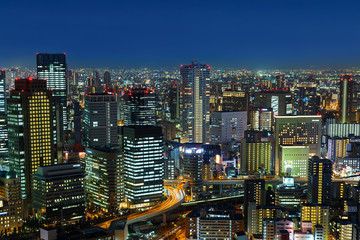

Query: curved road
[97,183,185,229]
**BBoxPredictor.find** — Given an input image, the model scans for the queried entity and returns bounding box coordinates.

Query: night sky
[2,0,360,69]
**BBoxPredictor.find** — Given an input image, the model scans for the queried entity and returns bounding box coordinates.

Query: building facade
[180,60,210,143]
[123,126,164,209]
[32,164,86,226]
[7,78,56,199]
[85,147,123,213]
[84,93,118,147]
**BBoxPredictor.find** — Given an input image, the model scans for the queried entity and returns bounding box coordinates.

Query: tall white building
[210,111,247,147]
[123,126,164,209]
[180,60,210,143]
[37,53,68,152]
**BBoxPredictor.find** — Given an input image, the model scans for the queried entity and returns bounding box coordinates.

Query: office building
[37,53,68,144]
[32,164,86,226]
[84,93,118,147]
[85,147,123,213]
[123,88,156,126]
[244,179,266,206]
[210,111,247,147]
[0,70,7,159]
[7,78,56,199]
[248,107,273,131]
[254,91,293,116]
[185,207,244,240]
[307,156,332,205]
[0,171,23,235]
[294,82,319,115]
[180,60,210,143]
[104,71,111,88]
[123,126,164,209]
[222,90,249,111]
[168,83,180,121]
[280,146,309,177]
[327,137,349,162]
[248,204,281,235]
[301,205,329,240]
[181,143,204,200]
[339,75,357,123]
[276,177,302,209]
[241,132,272,174]
[274,115,322,175]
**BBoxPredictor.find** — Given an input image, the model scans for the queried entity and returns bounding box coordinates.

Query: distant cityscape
[0,54,360,240]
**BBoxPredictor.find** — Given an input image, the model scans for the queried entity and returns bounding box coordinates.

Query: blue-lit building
[0,70,7,159]
[37,53,68,151]
[123,126,164,209]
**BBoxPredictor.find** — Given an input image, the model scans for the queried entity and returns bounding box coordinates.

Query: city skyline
[2,1,360,68]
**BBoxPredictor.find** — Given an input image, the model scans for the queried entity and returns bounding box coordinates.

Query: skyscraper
[181,143,204,200]
[84,93,118,147]
[248,107,273,131]
[222,90,249,111]
[307,156,332,205]
[274,115,322,175]
[210,111,247,147]
[294,82,319,115]
[340,75,357,123]
[7,78,56,199]
[254,91,293,116]
[36,53,68,149]
[123,126,164,209]
[241,132,272,174]
[32,164,86,226]
[85,147,123,213]
[104,71,111,89]
[123,88,156,126]
[0,70,7,158]
[180,60,210,143]
[168,83,180,121]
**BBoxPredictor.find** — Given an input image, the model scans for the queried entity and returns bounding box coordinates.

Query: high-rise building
[248,204,281,235]
[210,111,247,147]
[248,107,273,131]
[222,90,249,111]
[241,131,272,174]
[294,82,319,115]
[274,115,322,175]
[181,143,204,200]
[185,207,244,239]
[301,205,329,240]
[276,177,302,209]
[104,71,111,89]
[85,147,123,213]
[7,78,56,199]
[168,83,180,121]
[123,126,163,209]
[32,164,86,226]
[84,93,118,147]
[36,53,68,145]
[339,75,357,123]
[123,88,156,126]
[254,91,293,116]
[180,60,210,143]
[0,70,7,159]
[0,171,23,235]
[280,146,309,177]
[307,156,332,205]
